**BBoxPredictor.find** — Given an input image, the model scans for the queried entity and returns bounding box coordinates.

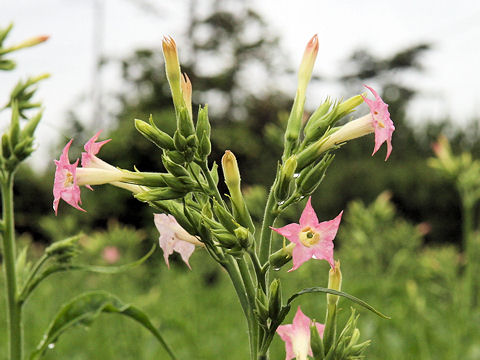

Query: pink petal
[53,139,85,215]
[81,130,111,167]
[362,85,395,161]
[276,323,295,360]
[299,197,319,227]
[289,244,314,272]
[292,307,311,331]
[270,223,302,244]
[173,239,195,269]
[315,323,325,338]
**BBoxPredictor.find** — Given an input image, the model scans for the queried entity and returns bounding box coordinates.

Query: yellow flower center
[299,226,321,247]
[64,171,74,187]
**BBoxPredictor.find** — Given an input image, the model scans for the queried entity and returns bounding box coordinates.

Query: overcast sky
[1,0,480,169]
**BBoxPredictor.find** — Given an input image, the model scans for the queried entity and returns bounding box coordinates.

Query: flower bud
[310,322,325,359]
[274,155,297,202]
[303,99,332,139]
[135,187,186,202]
[2,133,11,159]
[327,260,342,306]
[255,297,270,324]
[9,101,20,147]
[269,243,295,269]
[212,199,236,233]
[297,34,319,98]
[177,106,195,138]
[196,105,211,139]
[20,110,42,139]
[268,278,282,320]
[162,36,183,110]
[234,226,252,249]
[222,150,254,231]
[134,117,175,150]
[173,130,187,151]
[181,73,192,120]
[162,155,190,178]
[45,234,81,262]
[212,228,238,249]
[296,154,334,196]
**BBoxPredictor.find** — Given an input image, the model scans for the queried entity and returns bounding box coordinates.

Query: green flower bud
[336,94,364,118]
[297,154,334,196]
[303,99,332,137]
[268,278,282,320]
[134,118,175,150]
[162,155,190,178]
[274,156,297,202]
[177,106,195,138]
[20,110,42,139]
[212,228,238,249]
[2,133,12,159]
[166,150,186,164]
[13,136,34,161]
[9,101,20,147]
[212,199,236,233]
[196,105,211,140]
[0,59,15,71]
[173,130,187,151]
[234,226,251,249]
[255,297,269,324]
[310,322,325,359]
[268,243,294,270]
[198,131,211,159]
[135,187,186,202]
[327,260,342,306]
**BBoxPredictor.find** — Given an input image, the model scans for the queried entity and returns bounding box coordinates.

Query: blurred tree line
[14,0,480,251]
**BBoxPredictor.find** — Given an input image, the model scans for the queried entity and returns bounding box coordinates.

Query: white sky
[1,0,480,169]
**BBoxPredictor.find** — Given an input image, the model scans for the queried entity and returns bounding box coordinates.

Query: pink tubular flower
[362,85,395,160]
[271,197,342,271]
[53,139,85,215]
[154,214,202,269]
[277,307,325,360]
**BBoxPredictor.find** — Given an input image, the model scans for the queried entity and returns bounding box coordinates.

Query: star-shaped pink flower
[362,85,395,160]
[277,307,324,360]
[81,130,111,168]
[53,139,85,215]
[154,213,201,269]
[271,197,342,271]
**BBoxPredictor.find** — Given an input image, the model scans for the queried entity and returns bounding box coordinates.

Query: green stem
[1,174,23,360]
[259,189,279,265]
[198,160,224,205]
[224,257,257,360]
[248,249,266,292]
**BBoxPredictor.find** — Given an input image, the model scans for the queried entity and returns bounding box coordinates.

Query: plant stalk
[1,174,23,360]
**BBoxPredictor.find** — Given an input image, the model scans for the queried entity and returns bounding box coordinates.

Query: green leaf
[286,287,390,319]
[19,244,156,303]
[29,291,176,360]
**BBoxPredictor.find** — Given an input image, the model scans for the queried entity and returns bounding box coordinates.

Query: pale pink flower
[53,139,85,215]
[102,246,121,264]
[277,307,324,360]
[271,197,342,271]
[362,85,395,160]
[154,214,202,269]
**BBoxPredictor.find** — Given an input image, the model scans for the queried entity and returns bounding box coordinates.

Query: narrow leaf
[29,291,176,359]
[287,287,390,319]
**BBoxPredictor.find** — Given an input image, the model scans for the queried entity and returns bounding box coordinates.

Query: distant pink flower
[102,246,121,264]
[154,214,202,269]
[271,197,342,271]
[53,139,85,215]
[362,85,395,160]
[277,307,324,360]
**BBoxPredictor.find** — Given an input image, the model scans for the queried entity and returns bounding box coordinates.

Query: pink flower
[81,130,111,168]
[271,197,342,271]
[102,246,121,264]
[362,85,395,160]
[53,139,85,215]
[154,214,202,269]
[277,307,324,360]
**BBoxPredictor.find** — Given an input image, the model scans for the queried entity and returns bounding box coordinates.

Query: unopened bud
[162,155,190,178]
[173,130,187,151]
[20,110,42,139]
[268,279,282,320]
[177,106,195,138]
[134,118,175,150]
[269,242,295,269]
[181,73,192,120]
[162,36,183,110]
[327,260,342,306]
[310,322,325,359]
[212,228,238,249]
[2,133,12,158]
[297,154,334,195]
[135,187,186,202]
[45,234,81,262]
[274,155,297,202]
[297,34,319,97]
[234,226,251,249]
